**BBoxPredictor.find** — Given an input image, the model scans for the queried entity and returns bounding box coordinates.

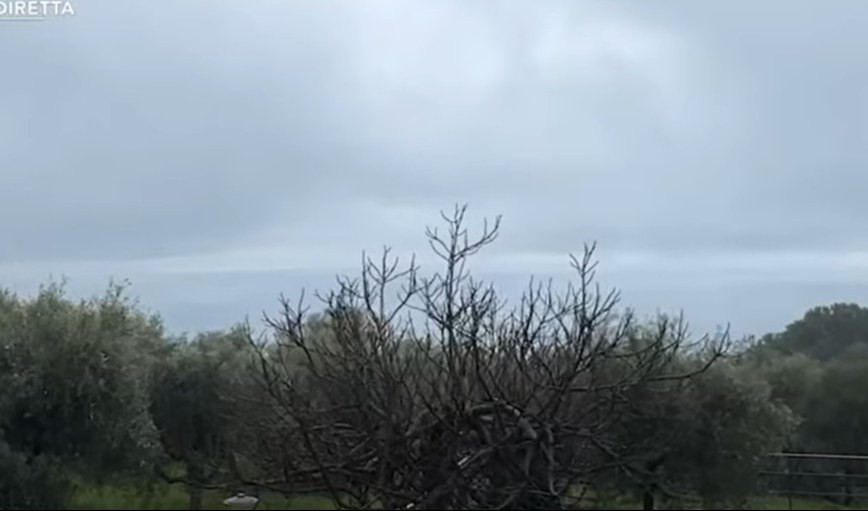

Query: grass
[68,480,336,510]
[68,480,862,510]
[575,492,857,510]
[573,499,854,510]
[748,496,855,510]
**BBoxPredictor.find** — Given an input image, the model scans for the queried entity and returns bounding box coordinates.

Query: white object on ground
[223,491,259,510]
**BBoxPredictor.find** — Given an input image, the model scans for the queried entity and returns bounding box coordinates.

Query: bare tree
[237,205,727,509]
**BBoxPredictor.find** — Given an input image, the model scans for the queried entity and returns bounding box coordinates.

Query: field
[68,480,861,510]
[68,480,336,510]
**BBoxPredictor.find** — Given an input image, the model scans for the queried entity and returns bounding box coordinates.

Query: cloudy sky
[2,0,868,338]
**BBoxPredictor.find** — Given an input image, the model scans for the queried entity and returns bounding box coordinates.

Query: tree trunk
[188,487,203,511]
[642,459,661,511]
[642,489,655,510]
[187,464,203,510]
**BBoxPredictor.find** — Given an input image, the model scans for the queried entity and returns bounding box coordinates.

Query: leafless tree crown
[241,204,727,509]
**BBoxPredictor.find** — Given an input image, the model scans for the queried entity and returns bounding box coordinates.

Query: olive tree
[0,282,163,508]
[150,326,255,509]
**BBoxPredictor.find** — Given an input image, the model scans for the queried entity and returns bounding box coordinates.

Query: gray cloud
[3,0,868,336]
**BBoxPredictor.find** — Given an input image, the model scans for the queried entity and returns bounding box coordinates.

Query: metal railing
[758,452,868,510]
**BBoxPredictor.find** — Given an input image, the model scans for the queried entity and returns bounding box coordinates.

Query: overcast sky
[2,0,868,338]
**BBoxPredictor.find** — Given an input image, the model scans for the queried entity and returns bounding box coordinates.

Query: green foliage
[4,275,866,508]
[802,356,868,455]
[0,281,165,508]
[761,303,868,361]
[754,304,868,448]
[608,359,796,508]
[0,439,68,509]
[670,364,797,506]
[596,326,794,508]
[749,303,868,505]
[749,353,824,418]
[150,326,252,489]
[0,282,162,468]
